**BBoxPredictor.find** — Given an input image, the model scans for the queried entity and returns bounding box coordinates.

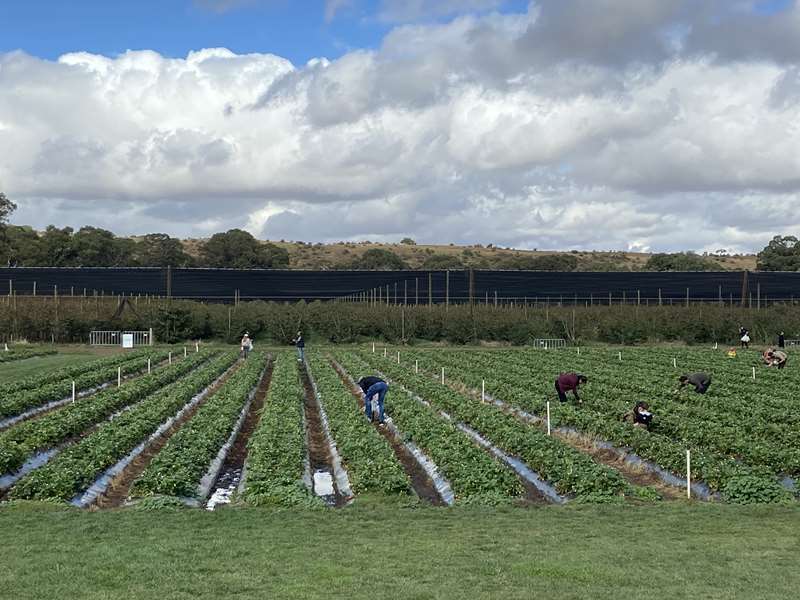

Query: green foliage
[199,229,289,269]
[498,253,579,271]
[132,353,266,498]
[134,233,194,267]
[644,252,715,272]
[0,347,57,364]
[757,235,800,271]
[400,238,416,245]
[350,248,407,270]
[421,254,464,270]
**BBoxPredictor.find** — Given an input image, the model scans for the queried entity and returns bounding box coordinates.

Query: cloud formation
[2,2,800,252]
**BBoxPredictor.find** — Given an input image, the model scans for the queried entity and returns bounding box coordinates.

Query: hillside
[183,239,757,271]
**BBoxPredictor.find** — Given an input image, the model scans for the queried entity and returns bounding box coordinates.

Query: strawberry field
[0,344,797,509]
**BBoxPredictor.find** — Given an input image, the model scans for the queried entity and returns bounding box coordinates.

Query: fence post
[118,367,122,387]
[441,367,445,385]
[72,381,76,403]
[686,450,691,499]
[482,379,485,402]
[546,401,551,436]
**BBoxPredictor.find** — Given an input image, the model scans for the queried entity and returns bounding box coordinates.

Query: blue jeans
[364,382,388,423]
[296,346,304,361]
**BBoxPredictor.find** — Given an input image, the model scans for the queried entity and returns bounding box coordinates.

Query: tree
[0,192,17,264]
[135,233,194,267]
[2,225,39,267]
[644,252,714,272]
[757,236,800,271]
[498,253,579,271]
[400,237,416,245]
[350,248,407,270]
[200,229,290,268]
[421,254,464,270]
[38,226,75,266]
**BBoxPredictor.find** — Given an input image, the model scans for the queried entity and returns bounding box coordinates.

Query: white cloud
[3,3,800,252]
[377,0,506,23]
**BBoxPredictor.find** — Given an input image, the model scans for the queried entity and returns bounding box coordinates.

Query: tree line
[0,191,795,271]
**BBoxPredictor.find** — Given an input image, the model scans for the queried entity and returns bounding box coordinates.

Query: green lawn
[0,353,102,382]
[1,501,798,599]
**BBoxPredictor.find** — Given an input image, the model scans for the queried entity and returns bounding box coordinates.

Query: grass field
[0,352,100,381]
[1,501,798,600]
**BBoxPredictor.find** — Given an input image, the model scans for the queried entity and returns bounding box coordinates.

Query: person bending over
[677,372,711,394]
[358,375,389,425]
[555,372,587,404]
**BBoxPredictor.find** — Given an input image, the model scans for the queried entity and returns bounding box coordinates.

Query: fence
[90,330,153,347]
[533,339,567,349]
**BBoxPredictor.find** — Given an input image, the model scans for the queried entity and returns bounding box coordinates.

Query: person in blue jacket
[292,331,305,362]
[358,375,389,425]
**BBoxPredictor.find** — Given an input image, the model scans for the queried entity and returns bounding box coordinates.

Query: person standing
[555,372,587,404]
[778,331,786,349]
[677,372,712,394]
[358,375,389,425]
[292,331,305,362]
[240,332,252,359]
[740,329,751,349]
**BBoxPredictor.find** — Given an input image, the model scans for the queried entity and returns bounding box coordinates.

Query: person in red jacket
[555,372,587,404]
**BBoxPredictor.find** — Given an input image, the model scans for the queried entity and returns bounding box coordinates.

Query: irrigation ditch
[299,360,351,507]
[329,358,447,506]
[204,358,274,510]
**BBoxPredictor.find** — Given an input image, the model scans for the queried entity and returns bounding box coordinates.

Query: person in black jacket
[677,372,712,394]
[358,375,389,425]
[292,331,305,362]
[778,331,786,349]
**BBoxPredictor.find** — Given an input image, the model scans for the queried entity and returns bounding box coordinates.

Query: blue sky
[0,0,530,65]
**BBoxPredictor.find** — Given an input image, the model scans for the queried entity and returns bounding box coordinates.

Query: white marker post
[195,342,199,353]
[3,343,8,352]
[372,342,375,353]
[441,367,445,385]
[184,347,187,357]
[714,342,718,350]
[577,347,580,355]
[117,367,122,387]
[618,351,622,361]
[686,450,692,499]
[169,352,172,365]
[72,381,76,404]
[481,379,485,402]
[415,360,419,374]
[397,351,400,364]
[147,359,151,374]
[383,348,387,358]
[546,401,551,436]
[673,357,677,368]
[752,366,756,380]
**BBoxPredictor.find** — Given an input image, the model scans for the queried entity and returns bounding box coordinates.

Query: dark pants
[695,383,709,394]
[555,379,568,403]
[778,360,787,370]
[365,382,388,423]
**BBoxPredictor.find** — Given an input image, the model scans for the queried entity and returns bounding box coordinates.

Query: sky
[1,0,800,253]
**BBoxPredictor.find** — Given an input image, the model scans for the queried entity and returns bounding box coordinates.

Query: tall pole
[445,270,450,312]
[428,273,432,306]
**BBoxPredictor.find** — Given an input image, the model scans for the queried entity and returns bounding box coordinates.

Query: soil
[298,362,347,507]
[207,359,275,500]
[328,358,444,506]
[94,360,244,509]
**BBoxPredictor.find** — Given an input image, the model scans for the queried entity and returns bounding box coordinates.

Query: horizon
[2,1,799,254]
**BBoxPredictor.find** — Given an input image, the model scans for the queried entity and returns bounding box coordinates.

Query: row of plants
[0,349,152,396]
[360,351,639,502]
[0,350,173,420]
[244,354,319,507]
[9,352,239,501]
[398,348,793,503]
[130,352,268,499]
[0,350,215,475]
[306,352,410,497]
[335,352,523,505]
[0,347,57,363]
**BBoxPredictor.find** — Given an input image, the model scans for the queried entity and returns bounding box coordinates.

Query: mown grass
[0,353,99,382]
[1,500,798,599]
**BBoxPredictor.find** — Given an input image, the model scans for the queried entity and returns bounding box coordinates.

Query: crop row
[359,351,636,502]
[336,352,522,505]
[10,352,239,502]
[306,352,410,497]
[0,350,215,475]
[244,354,318,507]
[0,350,173,420]
[131,352,267,499]
[0,347,57,364]
[398,349,792,503]
[0,350,152,397]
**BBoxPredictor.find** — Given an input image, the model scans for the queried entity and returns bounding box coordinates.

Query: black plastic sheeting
[1,267,799,303]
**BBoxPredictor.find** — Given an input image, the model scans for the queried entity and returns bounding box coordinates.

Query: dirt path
[206,359,274,508]
[299,362,348,507]
[329,358,445,506]
[95,360,243,509]
[435,372,686,500]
